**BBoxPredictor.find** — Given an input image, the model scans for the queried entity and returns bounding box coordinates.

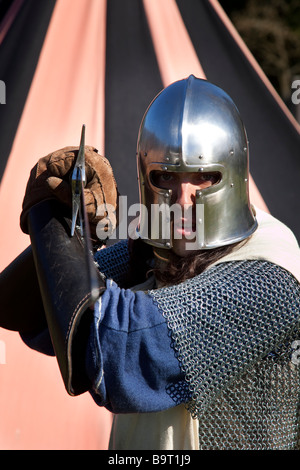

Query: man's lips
[173,219,196,237]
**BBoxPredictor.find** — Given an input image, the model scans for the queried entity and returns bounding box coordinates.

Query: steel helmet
[136,75,257,249]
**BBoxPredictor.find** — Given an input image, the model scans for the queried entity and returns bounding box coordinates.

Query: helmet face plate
[137,76,257,250]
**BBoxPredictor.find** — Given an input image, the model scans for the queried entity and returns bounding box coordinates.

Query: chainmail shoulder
[148,260,300,421]
[94,240,130,285]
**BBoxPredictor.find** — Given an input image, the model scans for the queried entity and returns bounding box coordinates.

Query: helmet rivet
[244,147,247,152]
[165,156,170,161]
[161,165,168,171]
[229,150,234,155]
[230,183,234,187]
[199,167,204,172]
[244,178,248,182]
[165,242,171,248]
[199,155,204,159]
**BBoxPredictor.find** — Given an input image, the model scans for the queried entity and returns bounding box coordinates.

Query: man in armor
[1,76,300,449]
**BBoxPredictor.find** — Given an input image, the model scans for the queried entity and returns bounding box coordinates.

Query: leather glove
[20,146,118,243]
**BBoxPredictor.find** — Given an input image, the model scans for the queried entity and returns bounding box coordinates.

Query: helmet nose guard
[136,75,257,250]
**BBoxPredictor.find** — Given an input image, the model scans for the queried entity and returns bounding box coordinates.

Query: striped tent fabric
[0,0,299,450]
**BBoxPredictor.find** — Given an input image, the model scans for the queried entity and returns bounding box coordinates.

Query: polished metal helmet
[136,75,257,250]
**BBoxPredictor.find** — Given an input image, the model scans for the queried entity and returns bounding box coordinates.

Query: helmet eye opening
[150,170,222,190]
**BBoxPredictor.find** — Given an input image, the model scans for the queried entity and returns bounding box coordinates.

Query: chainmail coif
[148,260,300,450]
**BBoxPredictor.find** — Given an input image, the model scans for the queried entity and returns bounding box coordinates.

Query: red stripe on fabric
[0,0,107,269]
[0,0,111,451]
[143,0,205,87]
[143,0,268,212]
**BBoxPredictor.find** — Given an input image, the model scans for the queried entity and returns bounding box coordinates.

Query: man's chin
[171,237,198,257]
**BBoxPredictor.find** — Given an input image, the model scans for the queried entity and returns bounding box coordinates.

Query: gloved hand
[20,146,118,243]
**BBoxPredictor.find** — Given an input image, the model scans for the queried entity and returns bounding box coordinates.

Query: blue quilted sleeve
[86,278,185,413]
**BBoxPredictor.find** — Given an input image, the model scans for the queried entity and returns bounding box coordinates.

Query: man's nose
[175,182,195,206]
